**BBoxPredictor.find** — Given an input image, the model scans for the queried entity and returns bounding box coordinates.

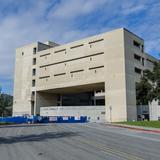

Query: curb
[104,123,160,134]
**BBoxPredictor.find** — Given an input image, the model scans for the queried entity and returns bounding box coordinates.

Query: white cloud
[48,0,108,19]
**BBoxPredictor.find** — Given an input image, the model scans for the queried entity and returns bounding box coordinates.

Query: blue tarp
[0,116,87,124]
[0,116,27,124]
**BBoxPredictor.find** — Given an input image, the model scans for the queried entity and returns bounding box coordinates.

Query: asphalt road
[0,123,160,160]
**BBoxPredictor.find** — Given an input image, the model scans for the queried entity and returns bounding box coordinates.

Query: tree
[136,77,152,105]
[0,92,13,117]
[136,61,160,105]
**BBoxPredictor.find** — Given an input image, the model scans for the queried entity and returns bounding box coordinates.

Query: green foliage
[0,92,13,117]
[117,121,160,128]
[136,61,160,105]
[136,77,152,105]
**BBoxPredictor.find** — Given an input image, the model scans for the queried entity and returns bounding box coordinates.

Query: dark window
[89,65,104,70]
[33,58,36,65]
[70,69,84,74]
[142,58,145,66]
[54,73,66,77]
[32,91,35,96]
[70,44,84,49]
[39,76,50,79]
[22,52,24,56]
[32,69,36,76]
[33,47,37,54]
[40,53,51,57]
[54,49,66,54]
[142,45,144,52]
[147,59,154,64]
[133,40,140,49]
[135,67,141,74]
[89,38,104,44]
[32,80,36,87]
[134,54,141,61]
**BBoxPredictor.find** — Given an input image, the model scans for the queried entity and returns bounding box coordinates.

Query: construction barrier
[0,116,88,124]
[48,116,87,123]
[0,116,28,124]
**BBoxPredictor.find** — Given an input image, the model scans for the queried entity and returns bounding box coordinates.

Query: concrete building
[149,101,160,121]
[13,28,158,122]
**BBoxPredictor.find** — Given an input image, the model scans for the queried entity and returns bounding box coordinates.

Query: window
[32,80,36,87]
[142,58,144,66]
[134,54,141,61]
[54,49,66,54]
[54,73,66,77]
[22,52,24,56]
[133,40,140,49]
[89,65,104,70]
[142,45,144,52]
[135,67,141,74]
[70,69,84,74]
[89,38,104,44]
[33,58,36,65]
[32,91,35,96]
[33,47,37,54]
[32,69,36,76]
[39,76,50,79]
[40,53,51,57]
[70,44,84,49]
[147,59,154,64]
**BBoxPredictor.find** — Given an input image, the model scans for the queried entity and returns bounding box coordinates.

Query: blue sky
[0,0,160,95]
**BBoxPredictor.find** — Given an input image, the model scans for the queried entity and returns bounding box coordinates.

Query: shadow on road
[0,124,53,129]
[0,131,79,145]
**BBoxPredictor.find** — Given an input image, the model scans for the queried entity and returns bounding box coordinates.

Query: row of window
[23,38,104,57]
[39,38,104,57]
[134,53,155,67]
[134,54,145,66]
[40,52,104,68]
[39,65,104,80]
[135,67,142,74]
[133,40,144,52]
[32,47,37,98]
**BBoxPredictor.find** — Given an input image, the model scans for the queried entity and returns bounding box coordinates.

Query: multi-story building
[13,28,158,122]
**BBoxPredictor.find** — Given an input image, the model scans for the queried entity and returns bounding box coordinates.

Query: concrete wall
[13,42,56,116]
[124,30,144,121]
[13,43,37,116]
[36,92,58,115]
[149,101,160,120]
[103,29,127,122]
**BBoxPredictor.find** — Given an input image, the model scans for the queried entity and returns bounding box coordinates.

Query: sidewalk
[105,123,160,134]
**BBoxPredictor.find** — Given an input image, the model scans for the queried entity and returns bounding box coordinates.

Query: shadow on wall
[0,131,79,145]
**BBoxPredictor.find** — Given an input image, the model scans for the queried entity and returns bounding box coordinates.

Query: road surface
[0,123,160,160]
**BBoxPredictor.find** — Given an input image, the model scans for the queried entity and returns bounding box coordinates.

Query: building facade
[13,28,158,122]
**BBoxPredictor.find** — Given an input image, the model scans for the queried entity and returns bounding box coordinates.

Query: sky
[0,0,160,95]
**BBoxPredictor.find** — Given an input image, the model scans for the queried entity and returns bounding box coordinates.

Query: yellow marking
[76,138,144,160]
[52,124,144,160]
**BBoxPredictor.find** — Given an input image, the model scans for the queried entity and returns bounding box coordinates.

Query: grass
[0,122,15,125]
[117,121,160,128]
